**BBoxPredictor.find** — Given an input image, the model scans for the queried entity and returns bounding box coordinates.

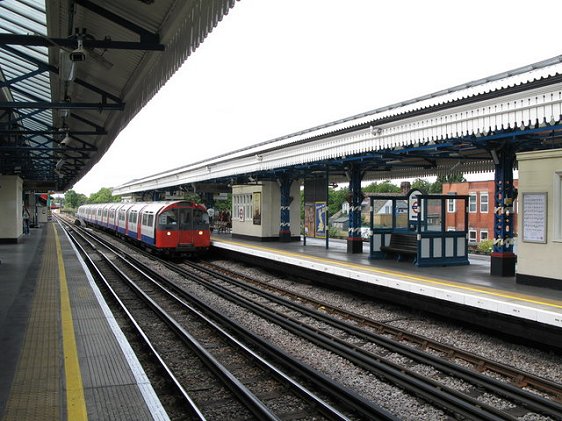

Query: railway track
[200,260,562,402]
[176,259,562,421]
[57,216,562,420]
[59,218,396,420]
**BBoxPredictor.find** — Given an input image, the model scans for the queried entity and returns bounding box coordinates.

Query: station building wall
[516,148,562,289]
[231,181,300,241]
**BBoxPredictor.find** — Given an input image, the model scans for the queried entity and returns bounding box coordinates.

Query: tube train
[76,200,211,256]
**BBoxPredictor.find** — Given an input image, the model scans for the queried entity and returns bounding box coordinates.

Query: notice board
[522,192,547,243]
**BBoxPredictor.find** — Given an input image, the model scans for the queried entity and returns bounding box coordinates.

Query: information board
[522,192,547,243]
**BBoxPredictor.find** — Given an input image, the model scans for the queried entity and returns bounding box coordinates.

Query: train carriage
[76,200,210,256]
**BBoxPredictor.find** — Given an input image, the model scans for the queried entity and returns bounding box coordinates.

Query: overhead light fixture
[69,38,87,62]
[55,159,65,170]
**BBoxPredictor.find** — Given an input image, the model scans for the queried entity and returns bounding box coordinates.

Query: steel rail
[206,261,562,401]
[64,220,369,420]
[58,220,207,421]
[186,261,562,418]
[63,223,281,421]
[174,263,511,421]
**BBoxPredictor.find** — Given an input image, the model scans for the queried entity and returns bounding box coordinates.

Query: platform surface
[0,222,167,420]
[211,234,562,328]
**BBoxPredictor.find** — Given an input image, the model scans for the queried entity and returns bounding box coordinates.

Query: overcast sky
[73,0,562,196]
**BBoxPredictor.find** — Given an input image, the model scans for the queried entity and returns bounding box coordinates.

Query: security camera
[69,39,86,62]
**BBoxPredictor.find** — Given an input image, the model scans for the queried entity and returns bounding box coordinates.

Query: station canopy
[0,0,237,191]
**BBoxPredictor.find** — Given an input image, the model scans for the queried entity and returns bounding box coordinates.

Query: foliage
[328,226,341,238]
[363,180,401,193]
[213,194,231,212]
[328,187,349,216]
[64,189,88,209]
[411,178,431,193]
[181,192,202,204]
[477,239,494,254]
[88,187,120,204]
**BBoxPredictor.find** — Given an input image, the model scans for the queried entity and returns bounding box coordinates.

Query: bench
[380,233,417,261]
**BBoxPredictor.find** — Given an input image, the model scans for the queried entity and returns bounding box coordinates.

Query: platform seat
[380,233,417,261]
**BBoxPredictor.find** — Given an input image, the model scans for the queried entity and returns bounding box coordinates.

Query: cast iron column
[347,164,363,253]
[279,174,293,242]
[491,144,517,276]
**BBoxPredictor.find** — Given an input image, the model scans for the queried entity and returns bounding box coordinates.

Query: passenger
[23,206,30,235]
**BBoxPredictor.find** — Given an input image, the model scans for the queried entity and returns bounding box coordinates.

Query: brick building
[441,179,518,245]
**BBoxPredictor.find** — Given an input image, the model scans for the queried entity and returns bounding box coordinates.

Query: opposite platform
[0,222,167,421]
[211,234,562,335]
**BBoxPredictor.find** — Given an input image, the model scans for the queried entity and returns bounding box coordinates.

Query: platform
[0,222,168,421]
[211,234,562,346]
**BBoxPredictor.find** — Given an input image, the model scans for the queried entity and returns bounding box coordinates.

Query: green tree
[411,178,431,193]
[430,173,466,193]
[213,194,231,213]
[328,187,349,216]
[64,189,87,209]
[363,180,401,193]
[88,187,120,203]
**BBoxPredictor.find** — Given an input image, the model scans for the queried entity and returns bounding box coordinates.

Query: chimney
[400,181,411,194]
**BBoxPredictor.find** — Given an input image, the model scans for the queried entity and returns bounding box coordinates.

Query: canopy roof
[0,0,237,191]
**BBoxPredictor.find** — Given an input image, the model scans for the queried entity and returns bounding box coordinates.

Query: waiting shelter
[369,189,469,266]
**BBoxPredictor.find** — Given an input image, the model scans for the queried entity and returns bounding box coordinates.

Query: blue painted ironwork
[278,174,293,242]
[491,143,517,276]
[347,163,363,253]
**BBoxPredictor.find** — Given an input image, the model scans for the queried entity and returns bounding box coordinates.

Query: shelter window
[233,193,252,221]
[468,193,477,213]
[468,229,477,243]
[480,230,488,241]
[480,192,489,213]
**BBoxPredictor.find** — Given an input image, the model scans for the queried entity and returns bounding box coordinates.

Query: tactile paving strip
[2,225,62,421]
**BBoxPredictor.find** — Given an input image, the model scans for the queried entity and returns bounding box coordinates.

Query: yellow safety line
[54,225,88,420]
[217,239,562,310]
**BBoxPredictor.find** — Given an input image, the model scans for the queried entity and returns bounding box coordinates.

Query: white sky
[73,0,562,196]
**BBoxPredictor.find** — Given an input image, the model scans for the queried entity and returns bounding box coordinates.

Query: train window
[129,211,138,224]
[141,213,154,226]
[179,208,192,229]
[158,210,178,230]
[193,209,209,228]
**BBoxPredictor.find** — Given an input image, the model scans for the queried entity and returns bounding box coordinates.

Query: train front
[155,201,211,255]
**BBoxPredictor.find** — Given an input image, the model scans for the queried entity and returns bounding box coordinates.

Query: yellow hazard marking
[54,225,88,420]
[216,239,562,310]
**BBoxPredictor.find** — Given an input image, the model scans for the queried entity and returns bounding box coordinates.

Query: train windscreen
[158,210,178,230]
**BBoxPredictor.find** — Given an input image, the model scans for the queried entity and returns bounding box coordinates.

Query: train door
[178,207,193,245]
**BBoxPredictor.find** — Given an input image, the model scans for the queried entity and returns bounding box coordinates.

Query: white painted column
[0,175,23,242]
